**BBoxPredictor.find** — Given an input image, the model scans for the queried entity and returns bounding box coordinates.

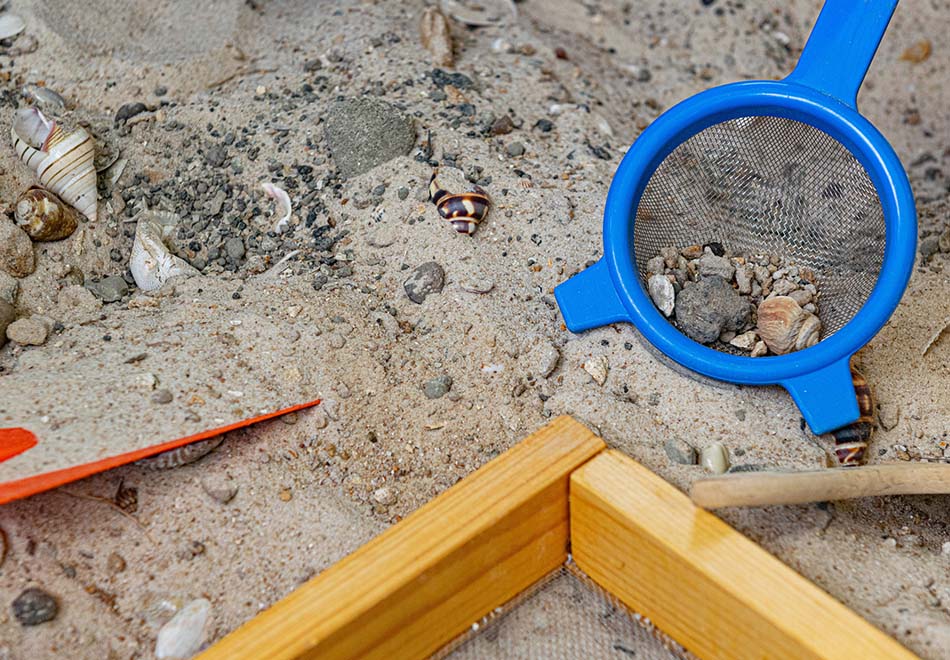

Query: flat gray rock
[325,98,416,178]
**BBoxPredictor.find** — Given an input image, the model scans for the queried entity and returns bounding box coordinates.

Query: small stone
[699,442,730,474]
[279,488,293,502]
[201,475,238,503]
[424,374,453,399]
[939,228,950,253]
[107,552,127,574]
[225,237,246,261]
[204,144,228,168]
[734,265,753,294]
[151,389,174,404]
[664,438,697,465]
[661,247,680,269]
[942,541,950,556]
[490,115,515,136]
[404,261,445,304]
[0,270,17,304]
[397,187,410,200]
[303,58,323,72]
[680,244,704,260]
[704,242,726,257]
[698,253,735,281]
[647,274,675,317]
[506,141,525,157]
[583,355,609,386]
[12,588,58,626]
[729,330,758,351]
[787,289,812,307]
[526,341,560,378]
[325,98,416,178]
[0,300,14,347]
[6,316,50,346]
[460,277,494,294]
[115,102,148,123]
[373,486,397,506]
[771,278,798,296]
[419,7,454,67]
[155,598,211,660]
[96,275,129,303]
[750,340,768,357]
[878,403,900,432]
[919,236,940,258]
[674,276,750,344]
[0,220,35,278]
[646,256,666,275]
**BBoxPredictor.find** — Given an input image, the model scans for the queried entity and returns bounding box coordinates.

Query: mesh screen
[436,562,694,660]
[633,116,885,339]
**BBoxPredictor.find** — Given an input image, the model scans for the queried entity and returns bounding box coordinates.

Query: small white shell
[583,355,609,386]
[0,14,26,41]
[11,108,98,221]
[261,182,291,233]
[700,442,730,474]
[155,598,211,660]
[130,211,200,291]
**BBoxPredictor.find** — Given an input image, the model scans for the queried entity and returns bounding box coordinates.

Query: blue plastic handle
[554,259,628,332]
[786,0,899,108]
[781,358,860,435]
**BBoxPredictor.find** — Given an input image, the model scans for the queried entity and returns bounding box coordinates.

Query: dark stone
[225,237,246,261]
[533,119,554,132]
[12,588,58,626]
[674,276,751,344]
[704,241,726,257]
[430,68,473,89]
[114,102,148,124]
[303,58,323,72]
[403,261,445,304]
[95,276,129,303]
[490,115,515,136]
[205,144,228,168]
[324,98,416,178]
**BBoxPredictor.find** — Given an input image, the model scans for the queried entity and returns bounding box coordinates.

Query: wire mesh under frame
[633,115,886,339]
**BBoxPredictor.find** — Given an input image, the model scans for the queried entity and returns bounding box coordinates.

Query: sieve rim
[603,80,916,386]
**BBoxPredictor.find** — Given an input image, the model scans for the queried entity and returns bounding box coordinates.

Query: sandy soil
[1,0,949,657]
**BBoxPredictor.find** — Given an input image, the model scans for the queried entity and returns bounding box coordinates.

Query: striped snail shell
[11,107,98,222]
[830,365,874,467]
[14,186,79,241]
[428,170,489,236]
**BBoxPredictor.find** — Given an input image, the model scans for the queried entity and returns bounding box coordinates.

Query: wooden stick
[690,463,950,509]
[198,416,604,660]
[571,450,915,660]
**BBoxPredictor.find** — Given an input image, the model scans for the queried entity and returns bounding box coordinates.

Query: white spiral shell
[11,108,98,222]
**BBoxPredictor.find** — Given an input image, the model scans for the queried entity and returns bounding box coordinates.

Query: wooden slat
[691,462,950,509]
[199,416,605,660]
[570,450,917,660]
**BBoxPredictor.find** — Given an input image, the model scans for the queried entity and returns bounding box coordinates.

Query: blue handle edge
[555,259,629,333]
[781,357,860,435]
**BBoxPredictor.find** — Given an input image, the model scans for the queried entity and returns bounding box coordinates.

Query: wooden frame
[199,417,916,660]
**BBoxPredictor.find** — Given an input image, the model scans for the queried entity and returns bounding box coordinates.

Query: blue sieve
[555,0,916,435]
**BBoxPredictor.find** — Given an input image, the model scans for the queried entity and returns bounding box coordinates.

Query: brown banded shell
[14,186,79,241]
[830,365,874,467]
[429,171,489,236]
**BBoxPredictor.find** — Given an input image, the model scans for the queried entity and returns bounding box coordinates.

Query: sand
[1,0,949,657]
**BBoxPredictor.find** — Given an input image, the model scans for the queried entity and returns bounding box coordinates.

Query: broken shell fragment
[130,210,201,292]
[11,108,98,221]
[14,187,79,241]
[0,14,25,41]
[756,296,821,355]
[420,7,454,67]
[155,598,211,660]
[583,355,609,386]
[261,182,292,233]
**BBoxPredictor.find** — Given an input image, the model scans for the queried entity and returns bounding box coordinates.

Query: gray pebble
[201,475,239,503]
[373,486,396,506]
[878,402,900,431]
[664,438,697,465]
[12,588,58,626]
[506,141,525,157]
[919,236,940,259]
[698,253,735,281]
[424,374,453,399]
[115,101,148,123]
[404,261,445,304]
[646,255,666,275]
[204,144,228,168]
[525,341,560,378]
[0,221,35,278]
[675,276,751,344]
[735,265,753,294]
[225,237,246,261]
[397,187,410,200]
[151,389,174,404]
[6,316,50,346]
[324,98,415,178]
[96,275,129,303]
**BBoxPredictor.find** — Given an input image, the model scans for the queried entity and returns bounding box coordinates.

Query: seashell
[420,7,454,67]
[14,186,79,241]
[755,296,821,355]
[699,442,730,474]
[829,365,874,467]
[11,108,98,221]
[0,14,25,41]
[428,170,489,236]
[20,84,67,116]
[439,0,517,27]
[136,437,224,470]
[583,354,609,386]
[155,598,211,660]
[261,182,292,233]
[130,210,201,292]
[647,273,675,317]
